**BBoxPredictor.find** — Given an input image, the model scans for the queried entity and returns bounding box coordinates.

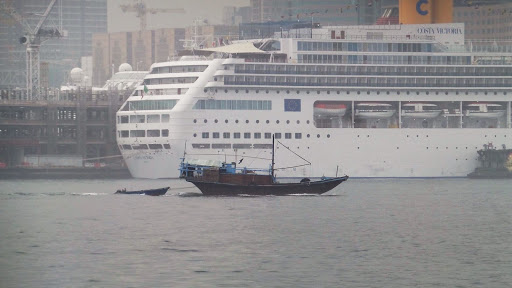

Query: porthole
[306,120,310,124]
[256,120,260,123]
[245,120,249,124]
[235,89,239,93]
[347,91,350,95]
[357,91,361,95]
[484,92,488,95]
[235,120,239,123]
[327,91,330,94]
[203,89,207,93]
[317,134,320,138]
[246,89,249,93]
[307,134,310,138]
[367,91,370,95]
[277,91,280,94]
[296,120,300,124]
[445,92,448,95]
[426,92,429,95]
[266,90,269,94]
[214,77,217,81]
[377,91,380,95]
[214,119,218,123]
[286,120,290,124]
[317,91,321,94]
[327,134,330,138]
[307,91,310,94]
[435,92,439,95]
[416,92,420,95]
[225,89,228,93]
[386,91,390,95]
[276,120,280,124]
[193,119,197,123]
[225,119,228,123]
[336,91,340,94]
[193,133,197,137]
[286,90,290,94]
[456,91,459,95]
[465,91,468,95]
[296,91,300,94]
[266,120,270,124]
[256,90,259,93]
[407,91,410,95]
[204,119,207,123]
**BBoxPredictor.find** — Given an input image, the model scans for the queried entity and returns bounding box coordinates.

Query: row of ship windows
[120,100,178,111]
[297,55,470,66]
[150,65,208,74]
[118,129,169,138]
[194,132,322,140]
[118,114,170,124]
[144,77,198,85]
[119,143,171,150]
[234,64,511,76]
[224,76,512,88]
[297,41,434,53]
[133,88,188,96]
[209,89,509,96]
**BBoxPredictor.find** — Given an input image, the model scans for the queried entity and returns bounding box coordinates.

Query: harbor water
[0,178,511,288]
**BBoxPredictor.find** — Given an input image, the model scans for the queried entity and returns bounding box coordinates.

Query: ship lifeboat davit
[355,102,396,119]
[314,102,347,116]
[464,103,506,118]
[401,103,442,119]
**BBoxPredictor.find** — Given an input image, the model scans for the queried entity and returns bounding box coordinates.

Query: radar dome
[119,63,133,72]
[70,67,83,83]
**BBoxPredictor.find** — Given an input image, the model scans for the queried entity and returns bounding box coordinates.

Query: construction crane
[120,0,185,31]
[0,0,62,100]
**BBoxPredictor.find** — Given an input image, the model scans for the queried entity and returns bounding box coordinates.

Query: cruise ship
[116,23,512,179]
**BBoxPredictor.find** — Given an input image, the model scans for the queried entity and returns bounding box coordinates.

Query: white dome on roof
[70,67,83,83]
[119,63,133,72]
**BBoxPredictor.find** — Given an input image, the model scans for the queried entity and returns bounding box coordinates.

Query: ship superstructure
[116,23,512,179]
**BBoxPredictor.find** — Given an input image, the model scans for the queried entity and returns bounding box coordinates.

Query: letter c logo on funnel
[416,0,429,16]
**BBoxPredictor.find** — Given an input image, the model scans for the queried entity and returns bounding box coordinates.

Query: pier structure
[0,87,131,168]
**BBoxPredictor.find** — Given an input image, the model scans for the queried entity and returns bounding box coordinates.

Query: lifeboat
[401,103,442,119]
[355,103,396,119]
[314,102,347,116]
[464,103,506,118]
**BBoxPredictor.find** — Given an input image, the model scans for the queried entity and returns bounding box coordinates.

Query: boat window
[254,144,273,149]
[244,133,251,139]
[233,144,252,149]
[130,130,145,137]
[223,132,230,139]
[265,133,272,139]
[120,130,129,138]
[285,133,292,139]
[192,144,210,149]
[148,144,163,149]
[162,129,169,137]
[254,133,261,139]
[129,100,178,111]
[202,132,209,139]
[147,115,160,123]
[234,133,240,139]
[130,115,145,123]
[212,144,231,149]
[295,133,302,139]
[147,130,160,137]
[122,144,132,150]
[120,116,129,123]
[163,144,171,149]
[132,144,148,150]
[275,133,281,139]
[213,132,220,139]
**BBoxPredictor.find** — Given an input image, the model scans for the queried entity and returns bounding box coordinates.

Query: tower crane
[0,0,62,100]
[120,0,185,31]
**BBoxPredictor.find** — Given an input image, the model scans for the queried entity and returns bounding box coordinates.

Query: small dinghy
[115,187,169,196]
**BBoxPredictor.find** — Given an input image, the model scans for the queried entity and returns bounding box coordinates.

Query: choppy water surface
[0,178,511,288]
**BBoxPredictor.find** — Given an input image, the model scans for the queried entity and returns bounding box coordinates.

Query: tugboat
[467,144,512,179]
[179,136,348,196]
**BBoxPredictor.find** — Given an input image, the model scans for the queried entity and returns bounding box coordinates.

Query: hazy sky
[108,0,250,32]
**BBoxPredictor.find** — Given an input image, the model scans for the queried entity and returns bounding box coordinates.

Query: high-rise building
[249,0,383,26]
[91,28,185,86]
[0,0,107,89]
